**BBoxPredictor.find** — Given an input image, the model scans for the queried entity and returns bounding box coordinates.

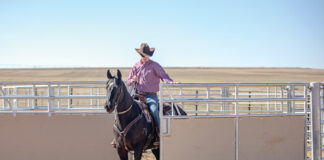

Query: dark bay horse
[104,69,185,160]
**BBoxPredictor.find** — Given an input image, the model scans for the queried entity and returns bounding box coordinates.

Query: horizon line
[0,66,321,70]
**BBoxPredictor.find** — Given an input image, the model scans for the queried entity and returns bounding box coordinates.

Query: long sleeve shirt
[127,60,173,93]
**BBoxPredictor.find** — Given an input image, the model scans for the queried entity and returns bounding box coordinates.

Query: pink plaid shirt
[127,60,173,93]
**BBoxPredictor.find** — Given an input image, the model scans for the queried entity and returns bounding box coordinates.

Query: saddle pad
[135,100,152,123]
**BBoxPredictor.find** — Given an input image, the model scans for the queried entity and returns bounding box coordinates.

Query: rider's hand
[133,76,138,82]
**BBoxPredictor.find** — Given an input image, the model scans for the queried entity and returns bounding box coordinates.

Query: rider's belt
[138,92,157,95]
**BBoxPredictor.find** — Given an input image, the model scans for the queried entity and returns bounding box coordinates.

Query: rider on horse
[127,43,174,135]
[110,43,175,148]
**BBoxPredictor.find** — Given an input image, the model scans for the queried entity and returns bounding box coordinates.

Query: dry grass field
[1,67,323,160]
[0,67,324,83]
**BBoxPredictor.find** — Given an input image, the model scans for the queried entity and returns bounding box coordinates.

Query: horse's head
[104,69,123,113]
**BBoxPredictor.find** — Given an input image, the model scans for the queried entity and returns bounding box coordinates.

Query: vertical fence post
[287,85,295,114]
[90,88,93,107]
[235,85,239,115]
[57,85,61,109]
[275,86,277,111]
[27,88,30,108]
[292,86,295,113]
[159,83,164,160]
[304,85,307,114]
[206,87,210,115]
[48,84,54,117]
[14,87,18,110]
[1,87,13,114]
[322,85,324,136]
[235,85,239,160]
[280,86,284,112]
[1,86,6,109]
[248,91,251,113]
[32,85,37,109]
[97,88,100,107]
[179,87,183,110]
[267,87,270,111]
[195,90,198,116]
[310,82,321,160]
[68,85,72,109]
[7,88,10,109]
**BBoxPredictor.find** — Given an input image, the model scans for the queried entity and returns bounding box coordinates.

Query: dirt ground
[0,67,324,83]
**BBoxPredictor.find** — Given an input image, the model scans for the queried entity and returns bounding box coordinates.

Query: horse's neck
[116,85,140,129]
[116,86,132,112]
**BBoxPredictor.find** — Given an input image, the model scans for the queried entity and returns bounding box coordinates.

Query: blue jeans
[146,94,160,132]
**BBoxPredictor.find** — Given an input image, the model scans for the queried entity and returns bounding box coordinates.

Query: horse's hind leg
[117,147,128,160]
[152,148,160,160]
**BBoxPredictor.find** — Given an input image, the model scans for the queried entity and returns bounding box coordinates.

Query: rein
[108,79,153,151]
[113,85,134,115]
[112,84,144,151]
[113,112,143,151]
[117,103,133,115]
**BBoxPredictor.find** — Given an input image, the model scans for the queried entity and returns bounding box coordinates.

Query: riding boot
[111,138,117,148]
[153,128,160,146]
[153,135,160,146]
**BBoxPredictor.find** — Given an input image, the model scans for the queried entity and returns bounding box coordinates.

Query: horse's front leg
[152,148,160,160]
[117,147,128,160]
[133,144,144,160]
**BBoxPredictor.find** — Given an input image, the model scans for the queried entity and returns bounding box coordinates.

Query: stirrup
[153,141,160,146]
[111,139,117,148]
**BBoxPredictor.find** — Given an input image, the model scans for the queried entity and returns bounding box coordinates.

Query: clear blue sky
[1,0,323,68]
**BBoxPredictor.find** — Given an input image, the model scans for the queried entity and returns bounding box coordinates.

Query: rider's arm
[127,65,137,86]
[153,62,173,83]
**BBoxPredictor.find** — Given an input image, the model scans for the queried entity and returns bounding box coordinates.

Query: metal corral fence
[159,82,324,160]
[0,81,323,160]
[0,81,107,115]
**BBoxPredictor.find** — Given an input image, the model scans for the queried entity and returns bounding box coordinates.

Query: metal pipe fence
[158,82,322,160]
[0,81,107,115]
[0,81,323,160]
[160,83,309,117]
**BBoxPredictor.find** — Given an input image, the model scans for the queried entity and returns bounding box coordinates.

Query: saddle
[133,93,182,116]
[133,93,147,104]
[134,100,152,123]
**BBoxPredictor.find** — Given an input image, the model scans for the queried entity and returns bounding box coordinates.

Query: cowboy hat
[135,43,155,57]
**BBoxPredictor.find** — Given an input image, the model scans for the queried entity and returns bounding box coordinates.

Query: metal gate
[310,82,324,160]
[159,82,323,160]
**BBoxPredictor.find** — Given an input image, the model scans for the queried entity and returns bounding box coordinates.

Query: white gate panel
[238,116,305,160]
[161,117,235,160]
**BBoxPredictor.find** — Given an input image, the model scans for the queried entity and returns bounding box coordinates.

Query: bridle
[107,79,144,151]
[108,79,134,115]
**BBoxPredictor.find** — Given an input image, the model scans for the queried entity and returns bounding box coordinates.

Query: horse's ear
[107,69,113,79]
[117,69,122,80]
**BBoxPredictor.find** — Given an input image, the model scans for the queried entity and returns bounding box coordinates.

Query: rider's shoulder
[133,61,142,67]
[149,60,161,66]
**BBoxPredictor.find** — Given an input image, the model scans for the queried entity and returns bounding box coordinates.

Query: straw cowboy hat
[135,43,155,57]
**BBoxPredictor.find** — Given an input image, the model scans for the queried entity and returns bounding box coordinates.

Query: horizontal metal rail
[0,95,106,99]
[0,81,105,85]
[162,82,308,88]
[163,97,307,103]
